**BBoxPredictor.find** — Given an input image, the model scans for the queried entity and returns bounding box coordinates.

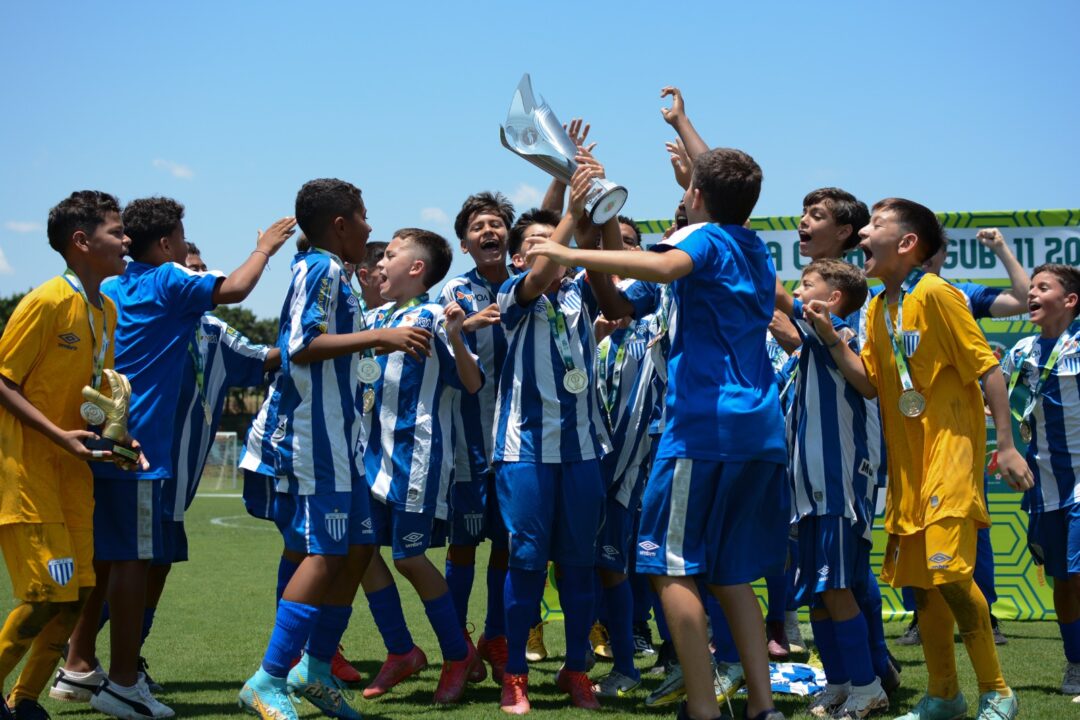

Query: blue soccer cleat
[287,655,361,720]
[239,667,298,720]
[894,692,967,720]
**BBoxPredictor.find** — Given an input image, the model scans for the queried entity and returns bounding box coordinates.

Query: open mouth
[480,238,502,252]
[1028,301,1042,313]
[798,231,812,245]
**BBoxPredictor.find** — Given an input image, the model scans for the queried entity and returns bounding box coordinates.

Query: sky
[1,1,1078,318]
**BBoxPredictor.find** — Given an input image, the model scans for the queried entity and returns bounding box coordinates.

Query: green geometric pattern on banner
[636,209,1080,237]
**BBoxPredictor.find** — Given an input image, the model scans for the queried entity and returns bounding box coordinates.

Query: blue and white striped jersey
[263,250,363,495]
[167,315,268,520]
[786,299,879,539]
[493,271,611,463]
[846,287,888,499]
[438,269,508,482]
[238,369,282,478]
[1002,324,1080,513]
[362,299,482,519]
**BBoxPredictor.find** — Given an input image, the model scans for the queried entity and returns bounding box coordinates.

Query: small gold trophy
[80,369,140,464]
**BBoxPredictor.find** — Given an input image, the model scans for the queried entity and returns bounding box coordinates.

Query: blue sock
[833,614,875,686]
[444,559,474,630]
[558,566,595,673]
[485,565,507,638]
[765,573,786,623]
[262,600,318,678]
[707,595,738,664]
[901,586,917,613]
[603,579,640,680]
[99,602,110,631]
[856,568,891,679]
[505,567,546,675]
[306,604,351,662]
[810,618,849,685]
[276,556,300,607]
[630,573,652,624]
[652,589,671,642]
[141,607,156,645]
[424,591,468,662]
[366,584,414,655]
[1061,619,1080,663]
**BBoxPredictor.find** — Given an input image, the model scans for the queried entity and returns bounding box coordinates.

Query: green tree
[210,305,278,346]
[0,290,29,337]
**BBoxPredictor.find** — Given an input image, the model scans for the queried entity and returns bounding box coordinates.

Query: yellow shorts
[0,523,94,602]
[880,517,976,589]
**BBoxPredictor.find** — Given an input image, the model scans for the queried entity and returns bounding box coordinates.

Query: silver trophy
[500,74,628,225]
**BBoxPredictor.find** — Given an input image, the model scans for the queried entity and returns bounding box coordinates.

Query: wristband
[251,249,271,270]
[827,337,843,349]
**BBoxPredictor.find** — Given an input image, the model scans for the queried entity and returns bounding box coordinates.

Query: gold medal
[362,388,376,414]
[898,389,926,418]
[1019,419,1032,444]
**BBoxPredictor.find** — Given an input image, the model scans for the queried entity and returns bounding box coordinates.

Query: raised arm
[588,218,638,321]
[978,228,1031,317]
[660,87,709,161]
[213,217,297,305]
[803,299,877,398]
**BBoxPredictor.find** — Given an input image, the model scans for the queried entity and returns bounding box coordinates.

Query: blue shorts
[597,496,633,574]
[447,472,488,546]
[636,458,787,585]
[153,519,189,566]
[94,478,162,562]
[795,514,870,607]
[273,488,377,556]
[370,499,437,560]
[496,460,605,572]
[1028,504,1080,580]
[243,469,276,521]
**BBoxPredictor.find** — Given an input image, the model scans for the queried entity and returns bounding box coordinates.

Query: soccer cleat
[239,668,298,720]
[50,665,106,702]
[591,669,640,697]
[893,693,967,720]
[765,620,789,660]
[477,633,508,685]
[807,681,849,718]
[286,655,361,720]
[648,639,678,676]
[990,616,1007,646]
[784,610,806,653]
[645,662,686,707]
[362,645,427,699]
[975,690,1017,720]
[555,666,600,710]
[632,621,656,656]
[0,696,12,720]
[331,647,363,686]
[1063,662,1080,695]
[589,622,613,660]
[714,661,744,704]
[525,622,547,662]
[463,629,487,684]
[500,673,530,715]
[896,620,921,646]
[10,699,50,720]
[137,657,163,694]
[91,677,175,720]
[833,678,889,719]
[433,643,481,704]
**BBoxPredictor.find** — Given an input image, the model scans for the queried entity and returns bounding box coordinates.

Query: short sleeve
[954,282,1002,320]
[160,262,220,320]
[497,273,532,331]
[928,283,999,384]
[285,257,336,357]
[670,226,720,276]
[430,309,485,392]
[860,297,881,389]
[619,279,660,319]
[573,272,598,319]
[213,319,270,387]
[0,292,50,386]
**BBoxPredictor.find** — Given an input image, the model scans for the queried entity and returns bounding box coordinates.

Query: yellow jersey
[861,273,998,536]
[0,275,117,529]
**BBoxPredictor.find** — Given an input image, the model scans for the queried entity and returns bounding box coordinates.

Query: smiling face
[793,270,839,310]
[461,210,508,271]
[376,235,425,302]
[798,201,850,260]
[1028,270,1078,328]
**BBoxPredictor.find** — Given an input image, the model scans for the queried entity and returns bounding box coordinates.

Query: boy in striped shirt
[1001,263,1080,699]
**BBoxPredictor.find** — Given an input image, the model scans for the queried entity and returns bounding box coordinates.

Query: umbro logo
[928,552,953,569]
[59,332,80,344]
[601,545,619,558]
[402,532,425,547]
[818,564,830,579]
[360,518,373,531]
[638,540,659,557]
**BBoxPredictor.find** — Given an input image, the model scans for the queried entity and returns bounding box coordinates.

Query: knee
[392,556,422,579]
[15,602,61,638]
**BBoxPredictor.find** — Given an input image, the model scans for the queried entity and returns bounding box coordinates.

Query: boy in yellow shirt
[0,191,142,718]
[805,198,1031,720]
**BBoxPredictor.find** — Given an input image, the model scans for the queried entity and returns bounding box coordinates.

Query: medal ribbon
[779,351,801,403]
[187,327,213,425]
[1007,331,1073,424]
[543,295,578,374]
[596,332,628,415]
[882,269,924,397]
[62,269,108,390]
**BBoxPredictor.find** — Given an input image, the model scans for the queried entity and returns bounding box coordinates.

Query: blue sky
[2,1,1077,318]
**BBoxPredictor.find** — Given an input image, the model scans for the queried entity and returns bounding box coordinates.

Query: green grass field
[2,493,1073,719]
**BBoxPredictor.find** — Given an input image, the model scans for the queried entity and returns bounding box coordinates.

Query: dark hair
[691,148,762,225]
[617,215,641,246]
[295,178,363,243]
[185,241,201,256]
[871,198,945,262]
[46,191,122,255]
[392,228,453,288]
[454,191,515,241]
[1032,263,1080,317]
[122,197,185,259]
[508,208,561,257]
[295,234,310,252]
[802,188,870,252]
[362,241,387,269]
[803,258,868,317]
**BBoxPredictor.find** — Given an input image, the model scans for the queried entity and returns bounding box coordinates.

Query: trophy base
[83,436,140,463]
[586,181,628,225]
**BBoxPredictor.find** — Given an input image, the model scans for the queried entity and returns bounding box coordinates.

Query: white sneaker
[785,610,806,653]
[90,677,175,719]
[808,681,849,718]
[50,665,106,702]
[834,678,889,719]
[1063,662,1080,695]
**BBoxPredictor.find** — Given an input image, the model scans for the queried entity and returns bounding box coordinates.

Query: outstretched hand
[256,217,298,256]
[660,86,687,126]
[564,118,597,153]
[666,138,692,190]
[525,238,573,267]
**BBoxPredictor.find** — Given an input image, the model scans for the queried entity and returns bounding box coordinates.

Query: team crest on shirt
[559,291,582,313]
[903,330,921,357]
[1062,354,1080,376]
[626,339,647,361]
[47,557,74,587]
[324,512,348,542]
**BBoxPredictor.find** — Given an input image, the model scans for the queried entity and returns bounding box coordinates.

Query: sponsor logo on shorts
[402,532,425,548]
[928,552,953,569]
[48,557,74,587]
[818,564,830,580]
[360,517,373,532]
[638,540,660,557]
[601,545,619,560]
[325,512,348,542]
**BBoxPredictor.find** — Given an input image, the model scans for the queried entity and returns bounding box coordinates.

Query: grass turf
[1,493,1073,719]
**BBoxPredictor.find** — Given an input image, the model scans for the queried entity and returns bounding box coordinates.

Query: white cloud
[152,158,195,180]
[420,207,451,229]
[0,247,13,275]
[509,182,543,209]
[4,221,42,234]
